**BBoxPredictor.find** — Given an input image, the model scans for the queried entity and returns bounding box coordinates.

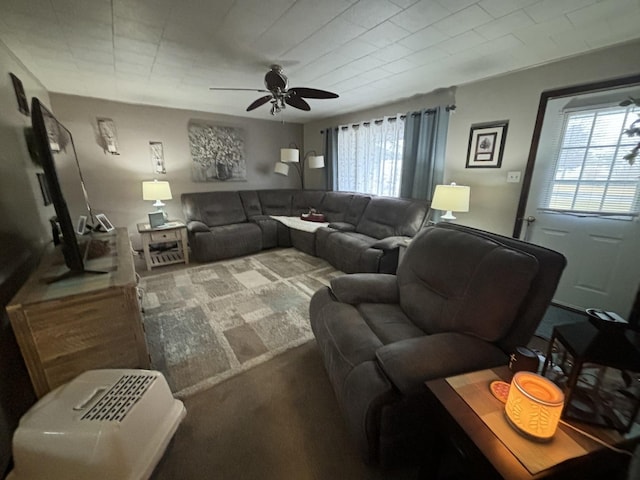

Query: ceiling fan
[209,64,339,115]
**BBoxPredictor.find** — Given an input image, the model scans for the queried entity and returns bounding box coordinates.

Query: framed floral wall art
[466,120,509,168]
[188,123,247,182]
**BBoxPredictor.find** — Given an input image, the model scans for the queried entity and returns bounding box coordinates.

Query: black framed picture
[466,121,509,168]
[10,73,29,115]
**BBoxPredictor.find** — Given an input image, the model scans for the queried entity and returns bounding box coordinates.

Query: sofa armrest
[376,332,508,395]
[187,220,210,233]
[328,222,356,232]
[371,236,411,251]
[330,274,399,304]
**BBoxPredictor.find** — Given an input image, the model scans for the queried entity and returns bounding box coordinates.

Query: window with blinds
[544,105,640,217]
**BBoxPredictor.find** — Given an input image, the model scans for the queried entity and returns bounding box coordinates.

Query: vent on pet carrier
[80,374,156,422]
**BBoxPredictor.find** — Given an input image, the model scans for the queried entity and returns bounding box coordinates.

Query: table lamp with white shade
[142,180,172,220]
[431,182,470,220]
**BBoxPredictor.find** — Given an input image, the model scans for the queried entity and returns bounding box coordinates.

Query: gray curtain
[323,127,338,191]
[400,107,449,200]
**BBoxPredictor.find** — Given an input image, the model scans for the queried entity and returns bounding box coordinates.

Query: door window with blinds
[544,103,640,218]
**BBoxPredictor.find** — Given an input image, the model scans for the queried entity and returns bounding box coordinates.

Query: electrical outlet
[507,171,521,183]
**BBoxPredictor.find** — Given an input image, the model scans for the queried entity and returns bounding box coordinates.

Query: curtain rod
[320,104,456,133]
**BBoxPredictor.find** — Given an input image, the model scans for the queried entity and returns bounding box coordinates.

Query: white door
[521,89,640,318]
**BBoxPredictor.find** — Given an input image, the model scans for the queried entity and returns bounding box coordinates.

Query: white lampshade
[142,180,172,202]
[280,148,299,163]
[505,372,564,441]
[308,155,325,169]
[431,182,470,220]
[274,162,289,176]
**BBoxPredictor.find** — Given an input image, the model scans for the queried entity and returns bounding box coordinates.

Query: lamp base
[440,210,457,220]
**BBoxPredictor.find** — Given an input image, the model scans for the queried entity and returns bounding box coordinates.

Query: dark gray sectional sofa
[181,189,429,274]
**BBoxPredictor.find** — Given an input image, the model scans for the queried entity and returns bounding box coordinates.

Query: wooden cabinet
[7,228,150,398]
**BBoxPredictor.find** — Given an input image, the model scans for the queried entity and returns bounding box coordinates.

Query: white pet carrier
[8,369,185,480]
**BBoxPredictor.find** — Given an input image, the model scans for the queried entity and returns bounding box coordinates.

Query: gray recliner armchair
[309,222,567,465]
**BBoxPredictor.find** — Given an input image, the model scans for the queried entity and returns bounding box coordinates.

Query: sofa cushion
[320,192,353,222]
[189,223,262,262]
[182,191,246,227]
[346,194,371,225]
[358,303,424,345]
[376,332,508,395]
[292,190,325,216]
[356,197,426,239]
[322,232,381,273]
[397,227,539,342]
[258,190,293,215]
[328,222,356,232]
[239,190,262,217]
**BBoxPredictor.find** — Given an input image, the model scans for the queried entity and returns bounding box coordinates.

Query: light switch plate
[507,171,521,183]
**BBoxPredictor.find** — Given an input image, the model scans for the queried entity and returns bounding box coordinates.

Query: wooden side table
[423,366,639,479]
[137,221,189,271]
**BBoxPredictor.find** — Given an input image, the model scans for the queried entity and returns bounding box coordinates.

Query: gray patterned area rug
[140,248,342,397]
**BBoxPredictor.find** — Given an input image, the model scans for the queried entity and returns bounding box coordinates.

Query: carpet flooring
[150,341,420,480]
[139,249,342,397]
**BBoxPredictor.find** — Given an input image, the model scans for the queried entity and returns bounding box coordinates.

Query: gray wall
[0,40,52,248]
[49,94,303,248]
[0,40,48,477]
[304,39,640,236]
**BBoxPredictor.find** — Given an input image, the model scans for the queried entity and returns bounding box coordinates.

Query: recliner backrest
[181,191,246,226]
[435,223,567,353]
[320,192,353,223]
[258,190,294,215]
[292,190,325,216]
[356,197,427,239]
[397,226,543,344]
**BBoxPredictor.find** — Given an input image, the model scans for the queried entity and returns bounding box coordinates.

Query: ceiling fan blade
[289,87,339,99]
[285,95,311,111]
[210,87,270,93]
[246,95,273,111]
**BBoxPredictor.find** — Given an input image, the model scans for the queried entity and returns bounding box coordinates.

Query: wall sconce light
[431,182,470,220]
[274,143,324,189]
[150,141,166,174]
[505,371,564,441]
[97,118,120,155]
[142,179,172,220]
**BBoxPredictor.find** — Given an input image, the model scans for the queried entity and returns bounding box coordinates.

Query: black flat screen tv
[31,97,98,280]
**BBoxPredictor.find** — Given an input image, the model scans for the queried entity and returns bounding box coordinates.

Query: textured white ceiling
[1,0,639,123]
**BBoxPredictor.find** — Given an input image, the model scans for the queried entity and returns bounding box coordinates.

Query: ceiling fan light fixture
[211,65,338,116]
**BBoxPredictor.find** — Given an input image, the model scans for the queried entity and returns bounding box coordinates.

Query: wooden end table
[137,221,189,271]
[424,366,639,479]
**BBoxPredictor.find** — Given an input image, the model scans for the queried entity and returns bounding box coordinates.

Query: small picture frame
[150,141,166,174]
[10,73,29,115]
[95,213,114,232]
[148,211,165,228]
[76,215,87,235]
[466,121,509,168]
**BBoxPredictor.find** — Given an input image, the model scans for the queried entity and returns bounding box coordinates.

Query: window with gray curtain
[335,116,405,196]
[326,106,449,198]
[400,107,449,200]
